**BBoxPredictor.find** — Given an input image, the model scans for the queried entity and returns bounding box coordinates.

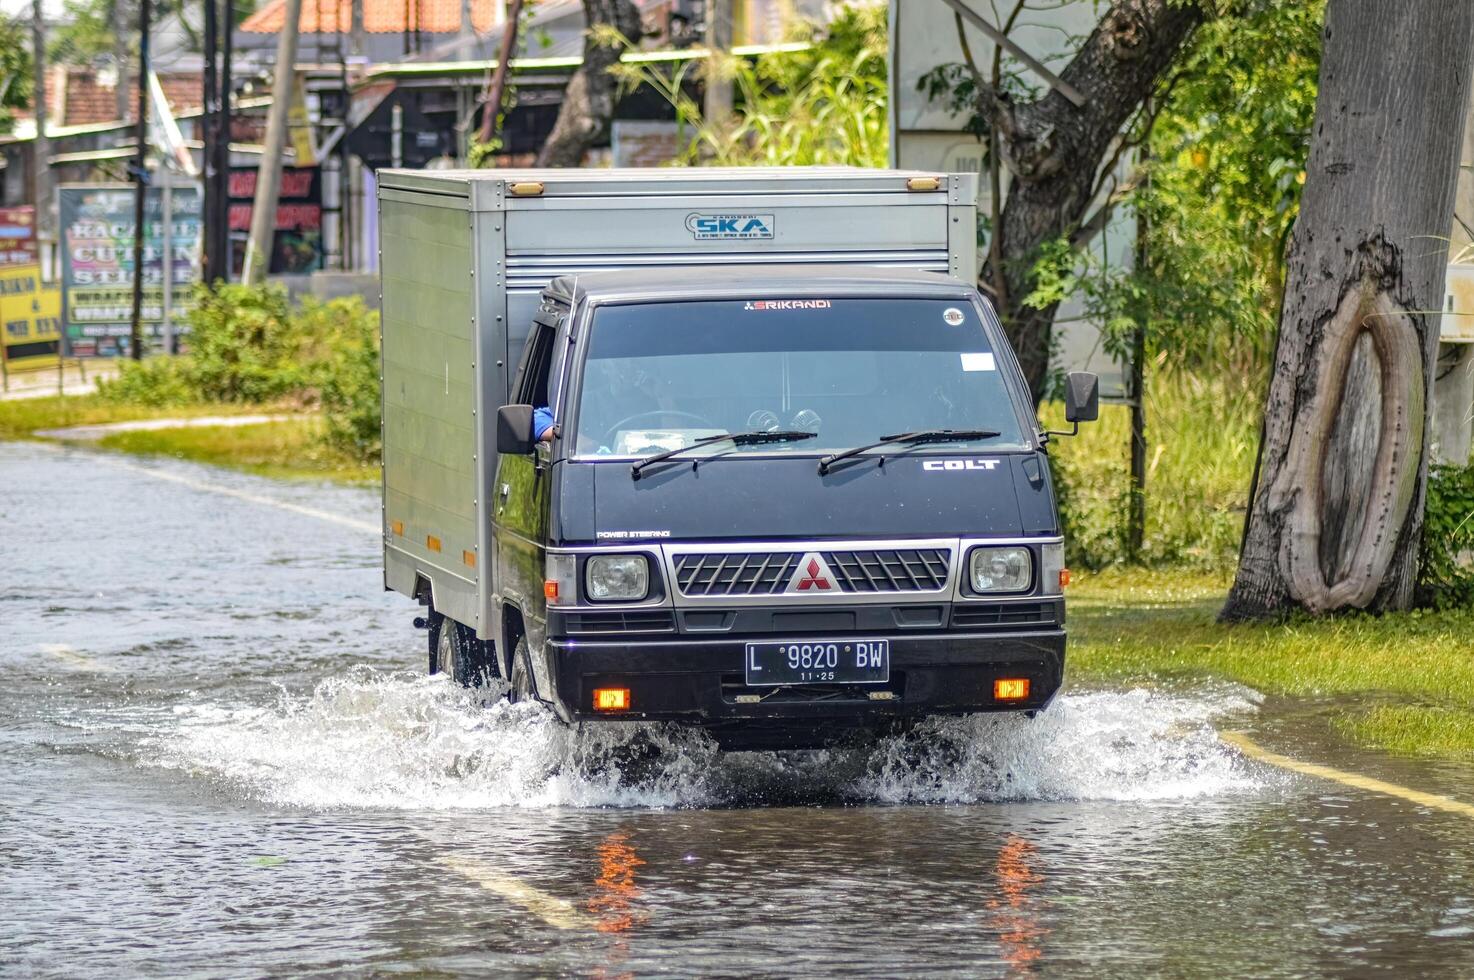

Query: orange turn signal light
[1059,568,1072,588]
[995,678,1030,701]
[593,688,631,712]
[544,580,559,600]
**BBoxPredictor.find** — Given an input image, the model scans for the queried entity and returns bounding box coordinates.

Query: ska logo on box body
[686,213,775,240]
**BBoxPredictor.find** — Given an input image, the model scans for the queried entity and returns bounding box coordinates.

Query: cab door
[491,301,564,669]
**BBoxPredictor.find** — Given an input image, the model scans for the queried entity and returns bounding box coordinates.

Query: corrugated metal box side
[379,179,487,632]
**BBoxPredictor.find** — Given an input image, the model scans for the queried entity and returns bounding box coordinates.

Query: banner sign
[228,167,323,275]
[0,263,62,370]
[0,207,39,266]
[57,183,201,357]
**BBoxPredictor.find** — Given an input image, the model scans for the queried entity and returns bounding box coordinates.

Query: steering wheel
[603,410,718,445]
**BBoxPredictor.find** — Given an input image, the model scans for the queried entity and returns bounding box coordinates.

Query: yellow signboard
[0,263,62,371]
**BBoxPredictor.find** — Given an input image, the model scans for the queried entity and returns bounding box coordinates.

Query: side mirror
[497,404,536,455]
[1064,372,1099,424]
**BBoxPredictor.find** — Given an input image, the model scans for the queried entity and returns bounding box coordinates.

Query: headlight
[969,546,1032,593]
[585,554,650,602]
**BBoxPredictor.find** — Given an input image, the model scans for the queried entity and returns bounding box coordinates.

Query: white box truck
[376,167,1096,749]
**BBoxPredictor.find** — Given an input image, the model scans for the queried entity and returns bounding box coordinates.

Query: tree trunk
[535,0,641,167]
[1221,0,1474,621]
[977,0,1200,401]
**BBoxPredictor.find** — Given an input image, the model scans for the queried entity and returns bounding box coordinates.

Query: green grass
[0,394,270,440]
[95,417,378,486]
[1069,566,1474,758]
[1043,372,1262,568]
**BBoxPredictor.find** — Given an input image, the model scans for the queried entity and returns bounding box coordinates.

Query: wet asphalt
[3,439,1473,978]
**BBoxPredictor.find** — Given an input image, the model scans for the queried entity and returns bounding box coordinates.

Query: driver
[577,359,664,453]
[533,406,557,442]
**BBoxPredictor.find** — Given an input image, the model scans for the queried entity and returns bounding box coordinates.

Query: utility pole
[218,0,232,279]
[203,0,233,282]
[1126,116,1150,562]
[242,0,303,284]
[128,0,151,360]
[31,0,51,278]
[202,0,220,283]
[703,0,732,124]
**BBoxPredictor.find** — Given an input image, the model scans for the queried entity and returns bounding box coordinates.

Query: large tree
[936,0,1203,401]
[536,0,641,167]
[1222,0,1474,620]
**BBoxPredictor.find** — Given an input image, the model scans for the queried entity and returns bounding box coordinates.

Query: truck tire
[508,637,537,704]
[432,615,499,687]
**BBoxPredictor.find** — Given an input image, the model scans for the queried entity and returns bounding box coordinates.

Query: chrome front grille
[822,549,951,593]
[674,552,804,597]
[672,549,952,596]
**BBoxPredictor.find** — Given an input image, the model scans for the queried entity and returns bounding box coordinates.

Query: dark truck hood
[554,453,1058,543]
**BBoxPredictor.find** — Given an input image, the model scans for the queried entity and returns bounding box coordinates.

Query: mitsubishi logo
[786,553,837,593]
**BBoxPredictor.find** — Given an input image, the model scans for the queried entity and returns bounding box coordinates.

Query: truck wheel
[508,637,537,704]
[433,616,499,687]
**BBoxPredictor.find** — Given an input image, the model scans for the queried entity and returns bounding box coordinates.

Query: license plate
[743,639,890,686]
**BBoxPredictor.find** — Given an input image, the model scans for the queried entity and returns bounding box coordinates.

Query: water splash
[140,667,1265,809]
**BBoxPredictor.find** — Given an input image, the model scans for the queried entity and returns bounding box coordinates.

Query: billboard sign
[57,183,201,357]
[0,264,62,371]
[0,207,39,266]
[228,167,323,275]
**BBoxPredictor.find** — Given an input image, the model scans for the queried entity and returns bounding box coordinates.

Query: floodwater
[3,440,1474,977]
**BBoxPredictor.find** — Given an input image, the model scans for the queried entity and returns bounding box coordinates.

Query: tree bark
[974,0,1200,401]
[1221,0,1474,621]
[535,0,641,167]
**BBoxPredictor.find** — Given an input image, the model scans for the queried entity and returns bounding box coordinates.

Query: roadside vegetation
[1068,567,1474,758]
[0,395,266,440]
[94,417,378,485]
[4,282,380,485]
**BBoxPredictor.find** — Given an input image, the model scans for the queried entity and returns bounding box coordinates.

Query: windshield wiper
[817,429,1001,475]
[631,430,817,480]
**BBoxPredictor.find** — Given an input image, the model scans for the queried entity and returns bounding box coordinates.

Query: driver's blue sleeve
[533,406,556,440]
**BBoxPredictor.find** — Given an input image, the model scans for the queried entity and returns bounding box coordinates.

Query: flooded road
[4,439,1474,977]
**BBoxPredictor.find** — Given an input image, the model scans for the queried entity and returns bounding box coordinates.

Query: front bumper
[544,629,1065,748]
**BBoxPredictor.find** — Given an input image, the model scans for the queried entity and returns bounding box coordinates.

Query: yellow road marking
[438,857,595,931]
[1221,731,1474,818]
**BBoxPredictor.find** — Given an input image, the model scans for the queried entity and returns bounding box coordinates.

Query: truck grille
[673,549,951,596]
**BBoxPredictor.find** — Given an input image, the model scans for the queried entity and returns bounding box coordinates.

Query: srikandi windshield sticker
[743,300,833,310]
[943,307,965,326]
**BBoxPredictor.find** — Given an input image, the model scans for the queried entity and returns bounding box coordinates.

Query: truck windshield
[571,298,1032,458]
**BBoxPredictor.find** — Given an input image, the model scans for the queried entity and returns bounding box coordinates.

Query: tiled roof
[241,0,505,34]
[22,67,203,127]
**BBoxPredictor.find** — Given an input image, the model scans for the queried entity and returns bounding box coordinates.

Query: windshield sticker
[743,300,833,311]
[686,213,775,240]
[960,352,996,372]
[943,307,965,326]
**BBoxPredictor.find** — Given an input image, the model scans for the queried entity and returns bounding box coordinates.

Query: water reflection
[589,829,647,934]
[988,834,1049,975]
[588,829,646,980]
